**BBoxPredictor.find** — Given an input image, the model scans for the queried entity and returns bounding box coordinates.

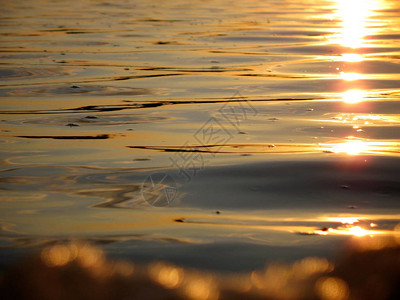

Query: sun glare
[336,0,378,48]
[311,217,384,237]
[341,53,364,62]
[329,217,360,225]
[320,138,397,156]
[348,226,370,237]
[333,139,367,155]
[311,225,380,237]
[340,72,362,81]
[342,89,365,104]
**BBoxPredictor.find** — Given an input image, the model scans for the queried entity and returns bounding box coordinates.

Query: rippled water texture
[0,0,400,272]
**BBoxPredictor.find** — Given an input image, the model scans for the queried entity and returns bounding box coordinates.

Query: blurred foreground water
[1,239,400,300]
[0,0,400,298]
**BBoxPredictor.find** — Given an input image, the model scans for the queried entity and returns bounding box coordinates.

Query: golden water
[1,0,400,271]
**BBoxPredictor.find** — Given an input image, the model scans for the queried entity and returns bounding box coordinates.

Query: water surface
[0,0,400,273]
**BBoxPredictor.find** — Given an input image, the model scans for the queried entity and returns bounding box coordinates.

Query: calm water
[0,0,400,272]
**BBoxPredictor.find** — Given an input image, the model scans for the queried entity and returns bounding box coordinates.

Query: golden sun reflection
[339,72,362,81]
[319,225,381,237]
[320,137,397,156]
[304,224,382,237]
[335,0,378,48]
[328,217,360,225]
[310,217,384,237]
[341,53,363,63]
[348,226,371,237]
[342,89,365,104]
[295,214,400,239]
[330,138,368,155]
[318,113,400,126]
